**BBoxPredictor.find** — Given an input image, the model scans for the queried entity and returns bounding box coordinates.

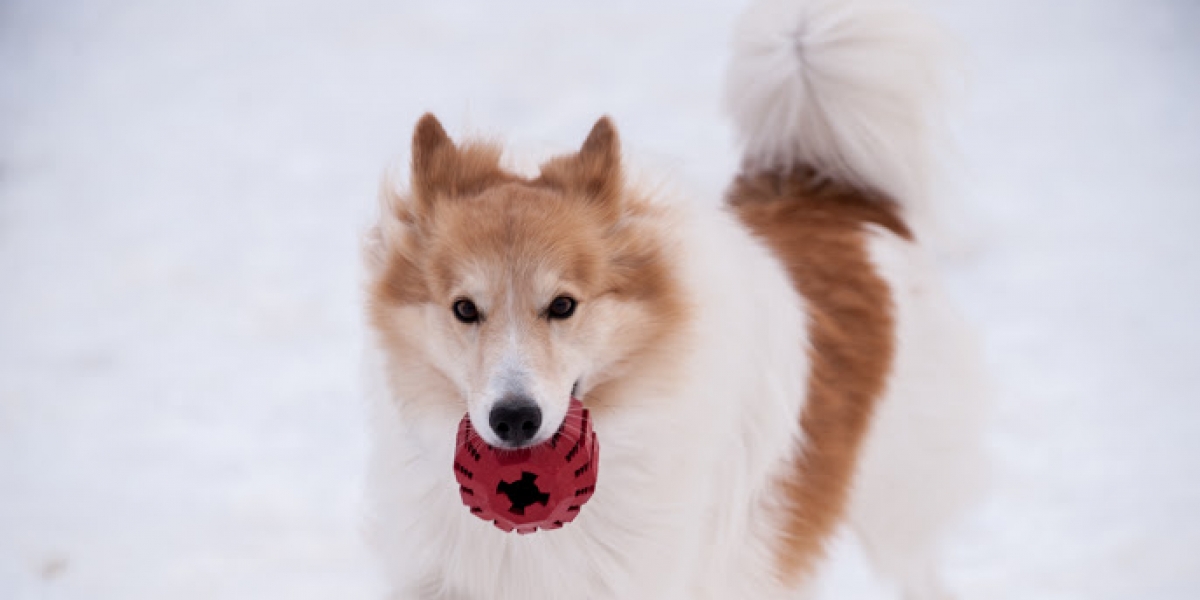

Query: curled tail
[724,0,949,219]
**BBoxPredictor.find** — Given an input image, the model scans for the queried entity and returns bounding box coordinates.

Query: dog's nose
[488,398,542,446]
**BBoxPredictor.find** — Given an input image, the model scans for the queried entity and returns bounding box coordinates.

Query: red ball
[454,398,599,534]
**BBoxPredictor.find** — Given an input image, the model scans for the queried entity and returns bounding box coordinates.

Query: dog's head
[366,115,687,448]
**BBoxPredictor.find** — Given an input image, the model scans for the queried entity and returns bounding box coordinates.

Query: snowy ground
[1,0,1197,598]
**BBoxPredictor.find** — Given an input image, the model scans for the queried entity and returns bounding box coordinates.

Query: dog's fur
[362,0,985,598]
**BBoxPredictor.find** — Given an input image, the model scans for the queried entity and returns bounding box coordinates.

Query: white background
[2,0,1197,598]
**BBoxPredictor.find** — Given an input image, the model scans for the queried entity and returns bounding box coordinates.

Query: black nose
[488,398,542,446]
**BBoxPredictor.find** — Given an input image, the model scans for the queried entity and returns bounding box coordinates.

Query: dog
[361,0,985,597]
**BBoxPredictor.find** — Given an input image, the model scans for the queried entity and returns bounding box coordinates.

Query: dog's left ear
[538,116,624,208]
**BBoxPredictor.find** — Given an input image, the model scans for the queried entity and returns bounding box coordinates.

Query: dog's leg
[852,528,953,600]
[845,233,989,600]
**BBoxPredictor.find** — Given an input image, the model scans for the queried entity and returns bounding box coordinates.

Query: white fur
[363,214,985,600]
[365,0,983,597]
[846,227,988,599]
[724,0,948,227]
[365,200,812,599]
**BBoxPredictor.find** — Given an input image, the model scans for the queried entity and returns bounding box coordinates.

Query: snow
[1,0,1197,598]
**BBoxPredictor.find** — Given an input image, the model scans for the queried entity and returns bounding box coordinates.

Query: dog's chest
[397,437,714,600]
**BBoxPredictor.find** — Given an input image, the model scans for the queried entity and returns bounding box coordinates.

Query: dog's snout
[488,397,542,447]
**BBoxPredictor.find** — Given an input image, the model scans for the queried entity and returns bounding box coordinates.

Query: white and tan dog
[362,0,985,598]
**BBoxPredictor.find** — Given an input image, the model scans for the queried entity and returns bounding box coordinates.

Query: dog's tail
[724,0,949,218]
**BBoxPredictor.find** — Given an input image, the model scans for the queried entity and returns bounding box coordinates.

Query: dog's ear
[538,116,624,209]
[410,113,508,214]
[412,113,453,184]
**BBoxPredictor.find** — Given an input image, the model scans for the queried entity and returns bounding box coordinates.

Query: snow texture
[1,0,1197,598]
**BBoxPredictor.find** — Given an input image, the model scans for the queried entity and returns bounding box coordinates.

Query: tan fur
[727,165,911,584]
[367,115,689,419]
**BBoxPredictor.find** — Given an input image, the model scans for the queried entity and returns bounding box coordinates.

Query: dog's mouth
[476,379,584,450]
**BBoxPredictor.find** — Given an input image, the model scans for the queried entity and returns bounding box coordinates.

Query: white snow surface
[1,0,1197,598]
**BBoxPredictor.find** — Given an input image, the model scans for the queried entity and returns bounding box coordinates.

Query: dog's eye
[453,299,481,324]
[547,296,577,320]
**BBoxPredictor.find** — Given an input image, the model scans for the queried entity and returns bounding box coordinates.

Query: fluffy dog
[362,0,985,597]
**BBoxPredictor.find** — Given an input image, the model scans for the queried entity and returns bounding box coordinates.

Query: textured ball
[454,398,599,534]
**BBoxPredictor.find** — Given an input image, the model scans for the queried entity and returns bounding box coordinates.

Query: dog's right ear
[412,113,452,181]
[411,113,455,213]
[410,113,507,215]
